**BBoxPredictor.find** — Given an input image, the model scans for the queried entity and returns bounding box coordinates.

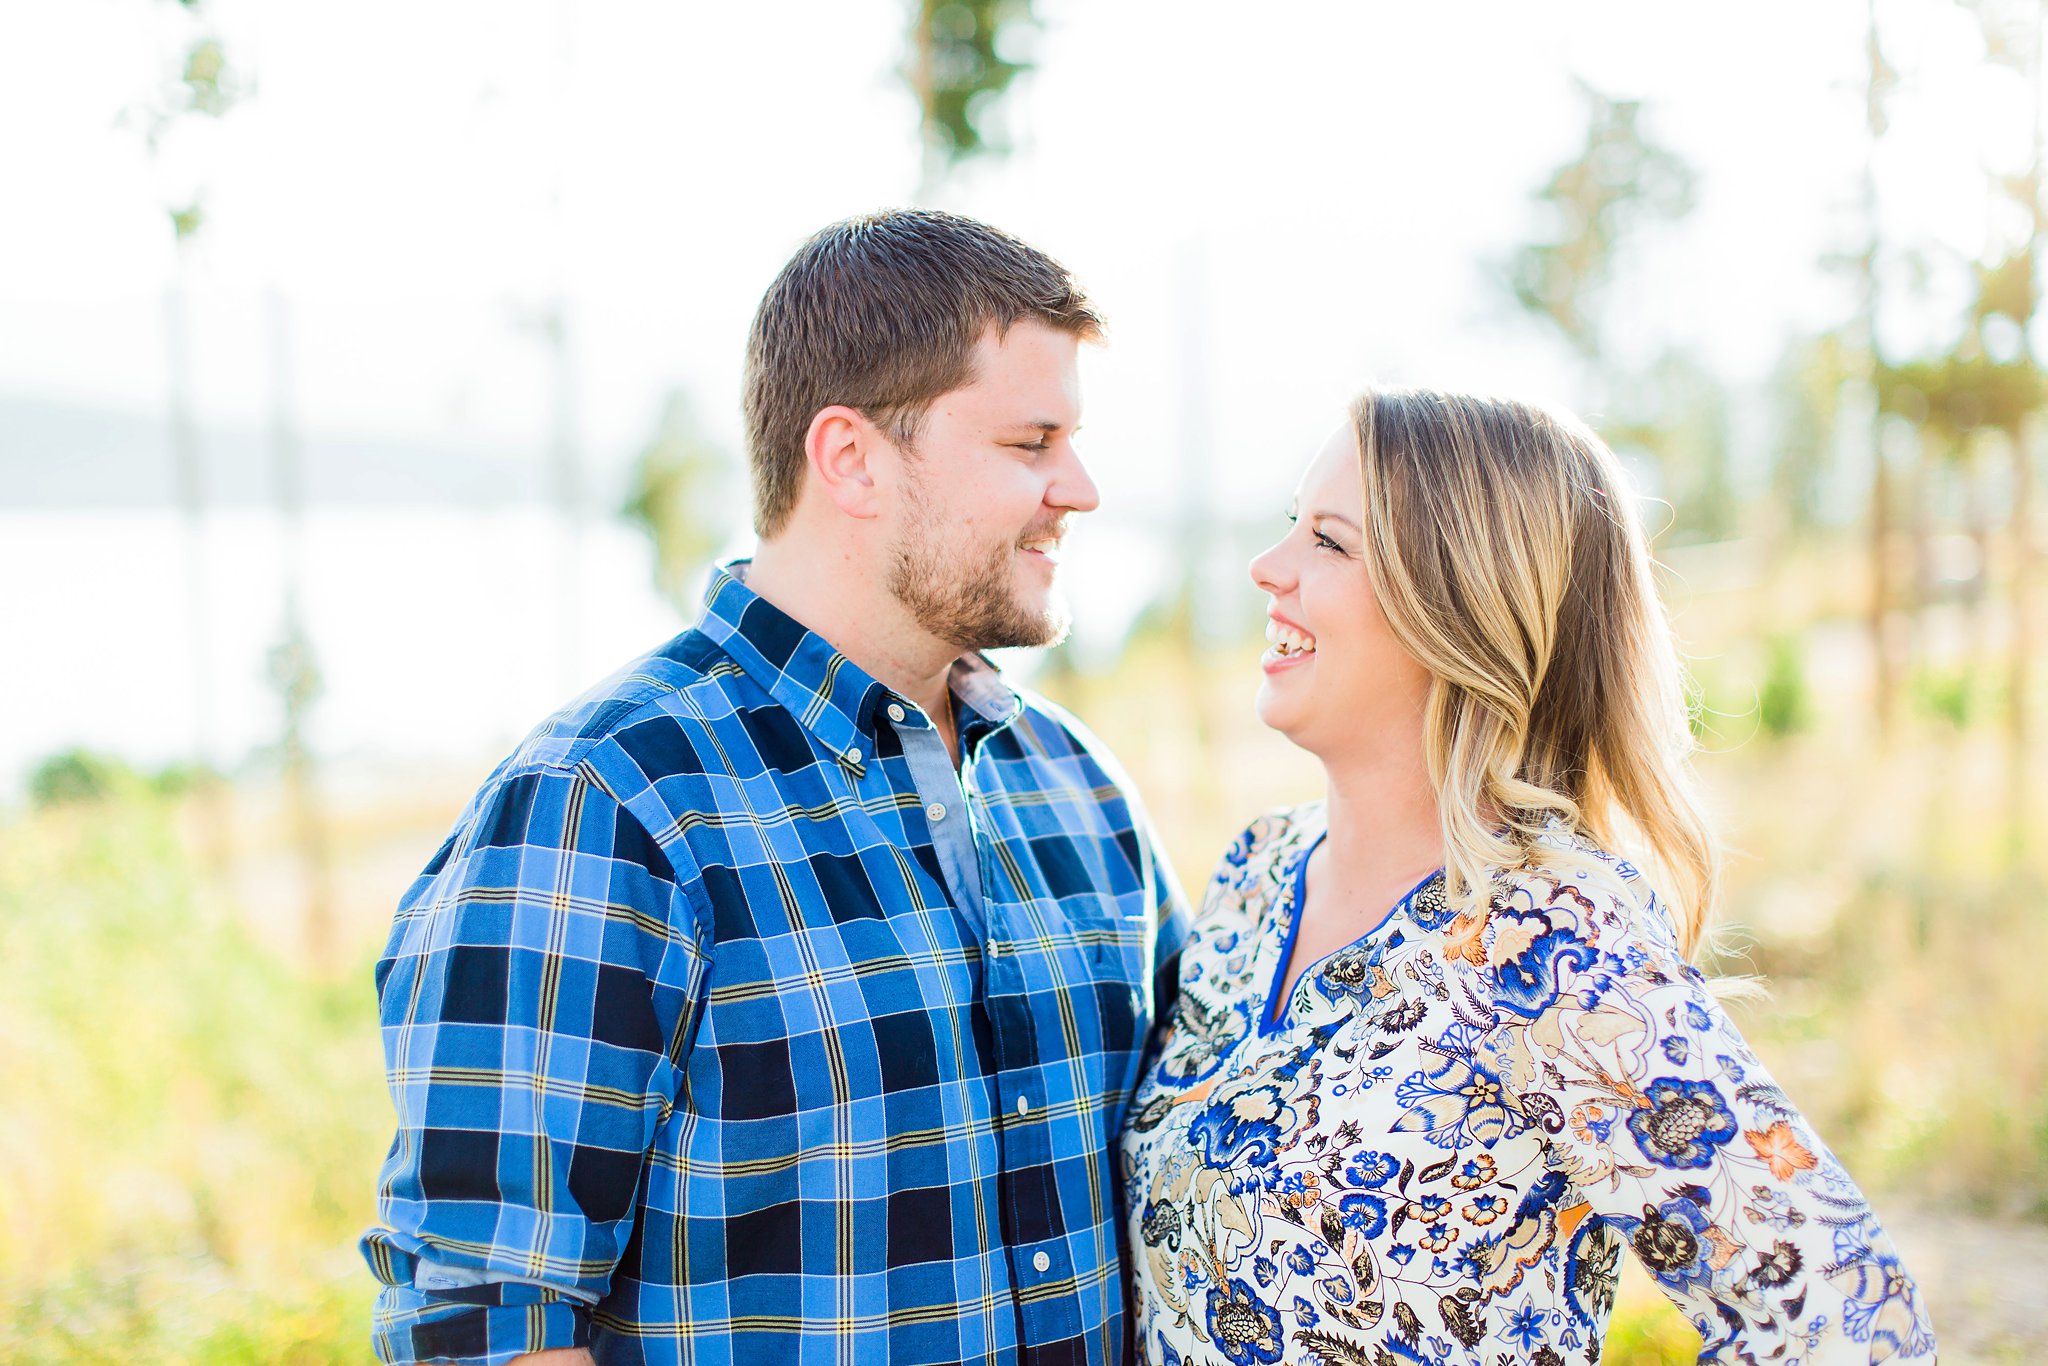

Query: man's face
[886,320,1099,651]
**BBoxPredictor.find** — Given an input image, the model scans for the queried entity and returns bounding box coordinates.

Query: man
[361,208,1191,1366]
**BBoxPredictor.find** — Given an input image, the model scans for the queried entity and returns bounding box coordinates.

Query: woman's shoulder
[1482,829,1693,976]
[1191,802,1326,924]
[1212,800,1326,881]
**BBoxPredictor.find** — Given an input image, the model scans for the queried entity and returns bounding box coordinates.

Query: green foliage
[621,389,735,615]
[1910,665,1978,729]
[0,794,386,1363]
[1756,634,1812,739]
[1508,80,1695,361]
[1602,1273,1702,1363]
[1603,350,1736,542]
[180,36,239,117]
[906,0,1036,167]
[1878,354,2046,443]
[1768,332,1856,529]
[28,749,145,807]
[26,749,212,808]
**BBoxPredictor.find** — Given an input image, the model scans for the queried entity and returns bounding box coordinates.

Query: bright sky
[0,0,2032,789]
[12,0,1982,497]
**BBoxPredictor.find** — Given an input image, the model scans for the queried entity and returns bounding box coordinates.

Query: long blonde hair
[1352,388,1719,957]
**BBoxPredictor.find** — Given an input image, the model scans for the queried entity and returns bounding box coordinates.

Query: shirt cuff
[372,1291,589,1365]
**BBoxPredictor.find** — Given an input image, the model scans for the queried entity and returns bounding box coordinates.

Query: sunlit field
[5,533,2045,1364]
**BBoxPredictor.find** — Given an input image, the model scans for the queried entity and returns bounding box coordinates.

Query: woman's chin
[1253,685,1305,740]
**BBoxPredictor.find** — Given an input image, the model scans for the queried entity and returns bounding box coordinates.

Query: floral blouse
[1119,805,1935,1366]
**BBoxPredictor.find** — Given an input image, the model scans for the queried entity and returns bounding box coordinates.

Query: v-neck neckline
[1260,829,1443,1036]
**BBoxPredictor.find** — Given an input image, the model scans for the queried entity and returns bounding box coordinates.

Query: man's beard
[888,482,1069,652]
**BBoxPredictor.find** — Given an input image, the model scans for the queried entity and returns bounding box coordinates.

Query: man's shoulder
[504,625,747,776]
[1004,687,1133,781]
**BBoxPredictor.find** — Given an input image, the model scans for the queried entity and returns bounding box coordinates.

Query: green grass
[0,796,386,1364]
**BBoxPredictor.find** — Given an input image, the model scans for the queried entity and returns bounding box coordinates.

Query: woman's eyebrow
[1310,509,1362,532]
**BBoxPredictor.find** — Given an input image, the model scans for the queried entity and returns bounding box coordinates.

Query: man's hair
[742,208,1103,537]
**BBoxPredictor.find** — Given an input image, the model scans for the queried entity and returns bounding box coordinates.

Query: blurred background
[4,0,2046,1360]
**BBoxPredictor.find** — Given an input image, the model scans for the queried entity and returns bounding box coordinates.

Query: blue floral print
[1626,1076,1740,1169]
[1120,805,1936,1365]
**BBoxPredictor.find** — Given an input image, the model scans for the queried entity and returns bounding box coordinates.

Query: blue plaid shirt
[362,562,1191,1366]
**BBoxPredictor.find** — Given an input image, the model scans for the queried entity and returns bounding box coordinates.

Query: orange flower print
[1443,909,1491,966]
[1746,1122,1818,1181]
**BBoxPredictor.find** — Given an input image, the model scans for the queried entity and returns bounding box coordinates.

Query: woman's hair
[1351,387,1719,957]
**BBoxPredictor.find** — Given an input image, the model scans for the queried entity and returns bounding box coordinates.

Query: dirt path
[1886,1210,2048,1364]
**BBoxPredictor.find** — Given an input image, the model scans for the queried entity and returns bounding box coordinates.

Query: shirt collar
[698,560,1024,769]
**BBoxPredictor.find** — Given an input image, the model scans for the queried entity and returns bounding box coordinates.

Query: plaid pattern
[362,562,1191,1366]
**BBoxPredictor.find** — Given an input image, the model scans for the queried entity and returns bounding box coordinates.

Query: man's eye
[1013,440,1049,453]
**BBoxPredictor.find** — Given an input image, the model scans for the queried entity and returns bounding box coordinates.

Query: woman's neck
[1318,738,1442,889]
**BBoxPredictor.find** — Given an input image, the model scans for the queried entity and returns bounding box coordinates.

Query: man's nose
[1052,443,1100,514]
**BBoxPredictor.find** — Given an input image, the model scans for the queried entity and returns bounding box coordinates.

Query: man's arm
[508,1352,595,1366]
[360,760,710,1365]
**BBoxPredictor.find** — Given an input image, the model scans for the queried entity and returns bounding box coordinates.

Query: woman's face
[1247,422,1432,761]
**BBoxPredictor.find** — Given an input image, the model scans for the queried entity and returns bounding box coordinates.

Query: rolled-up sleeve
[360,759,711,1365]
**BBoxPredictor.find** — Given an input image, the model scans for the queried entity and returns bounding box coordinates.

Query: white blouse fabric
[1119,804,1935,1366]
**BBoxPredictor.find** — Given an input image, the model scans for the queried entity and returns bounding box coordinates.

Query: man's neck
[743,539,960,724]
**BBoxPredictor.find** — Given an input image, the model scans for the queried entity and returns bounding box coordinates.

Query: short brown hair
[742,208,1103,536]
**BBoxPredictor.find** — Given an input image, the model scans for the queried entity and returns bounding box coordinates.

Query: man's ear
[804,405,886,520]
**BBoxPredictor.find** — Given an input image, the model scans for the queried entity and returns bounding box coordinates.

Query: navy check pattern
[362,562,1191,1365]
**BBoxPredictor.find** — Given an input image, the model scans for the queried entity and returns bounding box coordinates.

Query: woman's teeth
[1264,620,1318,656]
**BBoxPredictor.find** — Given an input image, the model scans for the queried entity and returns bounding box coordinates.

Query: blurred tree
[265,289,335,963]
[905,0,1036,194]
[1887,0,2045,842]
[1853,0,1905,738]
[126,0,247,871]
[1508,80,1695,371]
[1757,634,1815,740]
[622,390,736,617]
[1505,82,1720,541]
[28,750,140,809]
[1766,332,1857,537]
[1603,350,1737,543]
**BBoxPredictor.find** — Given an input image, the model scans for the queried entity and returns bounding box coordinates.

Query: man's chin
[966,591,1069,653]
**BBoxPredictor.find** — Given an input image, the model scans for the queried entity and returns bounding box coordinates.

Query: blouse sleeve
[1484,859,1937,1364]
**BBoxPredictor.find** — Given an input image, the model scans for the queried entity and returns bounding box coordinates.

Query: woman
[1119,390,1934,1365]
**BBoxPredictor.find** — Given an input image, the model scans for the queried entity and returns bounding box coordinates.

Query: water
[0,507,1177,800]
[1,507,683,796]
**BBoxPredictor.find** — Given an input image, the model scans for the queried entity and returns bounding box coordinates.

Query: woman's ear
[803,405,883,520]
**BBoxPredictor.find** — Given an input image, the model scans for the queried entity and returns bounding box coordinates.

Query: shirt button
[1032,1251,1051,1273]
[843,746,862,766]
[926,802,947,822]
[1016,1095,1030,1117]
[886,703,906,723]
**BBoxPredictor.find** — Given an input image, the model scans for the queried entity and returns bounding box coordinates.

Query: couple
[361,210,1934,1365]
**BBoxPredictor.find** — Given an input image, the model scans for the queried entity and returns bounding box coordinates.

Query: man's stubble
[887,468,1070,653]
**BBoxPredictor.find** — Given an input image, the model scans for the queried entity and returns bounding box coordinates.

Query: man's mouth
[1019,536,1063,566]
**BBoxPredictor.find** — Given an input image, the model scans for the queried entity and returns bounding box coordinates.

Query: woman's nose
[1248,539,1292,596]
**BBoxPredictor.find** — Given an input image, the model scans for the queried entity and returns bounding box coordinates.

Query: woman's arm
[1488,866,1936,1362]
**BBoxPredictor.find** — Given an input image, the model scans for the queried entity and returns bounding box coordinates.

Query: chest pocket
[1031,890,1151,1073]
[689,851,983,1124]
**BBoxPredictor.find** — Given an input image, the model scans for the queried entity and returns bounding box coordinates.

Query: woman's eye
[1314,531,1345,553]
